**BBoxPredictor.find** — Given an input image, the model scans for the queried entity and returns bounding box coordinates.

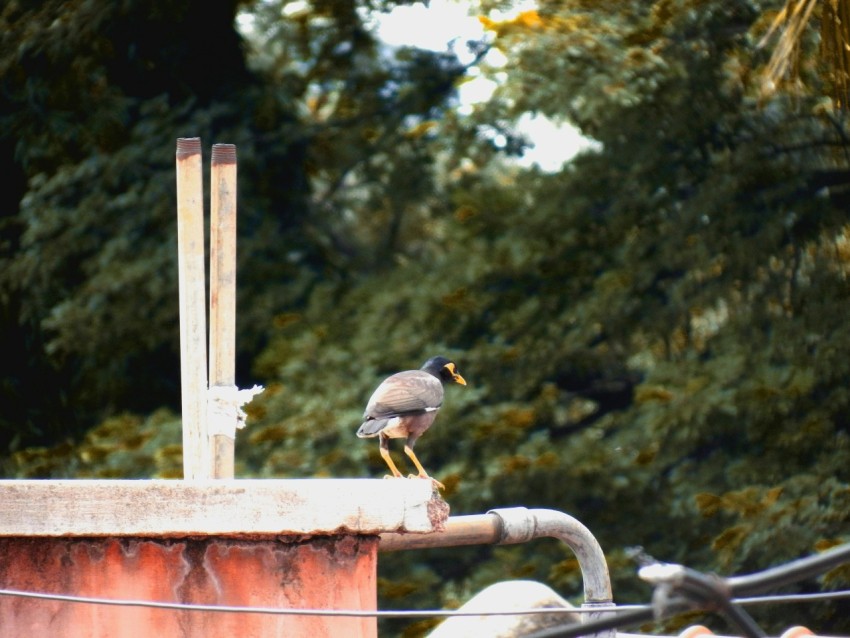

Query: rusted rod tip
[211,143,237,165]
[176,137,202,159]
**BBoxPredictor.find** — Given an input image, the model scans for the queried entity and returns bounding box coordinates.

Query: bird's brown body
[357,356,466,489]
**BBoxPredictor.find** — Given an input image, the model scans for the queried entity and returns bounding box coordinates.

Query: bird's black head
[421,356,467,386]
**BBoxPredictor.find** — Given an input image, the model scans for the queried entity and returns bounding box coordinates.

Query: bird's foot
[383,474,403,480]
[408,473,444,491]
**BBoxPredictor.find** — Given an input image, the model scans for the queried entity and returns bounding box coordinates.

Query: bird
[357,356,467,489]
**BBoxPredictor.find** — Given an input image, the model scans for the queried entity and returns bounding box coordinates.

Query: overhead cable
[524,541,850,638]
[0,586,848,619]
[0,589,642,618]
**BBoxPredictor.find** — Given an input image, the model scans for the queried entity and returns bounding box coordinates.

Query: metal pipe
[379,513,500,552]
[379,506,615,632]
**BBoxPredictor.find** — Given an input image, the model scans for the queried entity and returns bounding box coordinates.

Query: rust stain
[428,494,450,532]
[0,536,378,638]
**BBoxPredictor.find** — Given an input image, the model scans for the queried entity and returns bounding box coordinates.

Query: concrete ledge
[0,479,447,537]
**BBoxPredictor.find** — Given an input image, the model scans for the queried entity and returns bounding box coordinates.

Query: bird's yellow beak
[446,363,467,386]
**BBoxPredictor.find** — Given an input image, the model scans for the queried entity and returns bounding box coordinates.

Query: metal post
[175,137,209,479]
[209,143,238,479]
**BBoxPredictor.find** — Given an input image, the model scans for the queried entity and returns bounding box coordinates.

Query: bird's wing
[364,370,444,420]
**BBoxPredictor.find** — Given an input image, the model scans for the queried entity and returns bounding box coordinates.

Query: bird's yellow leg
[404,445,444,490]
[379,445,404,479]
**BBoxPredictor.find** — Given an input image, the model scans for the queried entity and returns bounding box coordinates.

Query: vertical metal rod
[209,143,238,479]
[175,137,209,479]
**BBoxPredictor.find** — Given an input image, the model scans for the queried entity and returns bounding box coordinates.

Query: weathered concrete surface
[0,536,378,638]
[0,479,442,536]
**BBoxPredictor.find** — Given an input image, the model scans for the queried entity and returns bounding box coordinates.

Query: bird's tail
[356,418,387,438]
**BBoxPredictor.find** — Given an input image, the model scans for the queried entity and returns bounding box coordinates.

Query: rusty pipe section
[379,507,614,608]
[379,513,501,551]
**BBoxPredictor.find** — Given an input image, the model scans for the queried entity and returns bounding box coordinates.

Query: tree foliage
[3,0,850,635]
[0,0,457,447]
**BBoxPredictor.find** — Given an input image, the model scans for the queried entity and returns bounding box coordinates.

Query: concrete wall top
[0,479,448,537]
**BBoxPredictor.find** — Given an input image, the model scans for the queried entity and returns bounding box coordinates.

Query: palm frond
[820,0,850,107]
[758,0,819,97]
[758,0,850,107]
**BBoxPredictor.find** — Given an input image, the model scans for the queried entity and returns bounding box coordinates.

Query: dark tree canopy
[2,0,850,634]
[0,0,458,445]
[0,0,288,440]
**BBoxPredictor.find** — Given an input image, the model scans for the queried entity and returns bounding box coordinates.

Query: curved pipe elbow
[379,506,613,606]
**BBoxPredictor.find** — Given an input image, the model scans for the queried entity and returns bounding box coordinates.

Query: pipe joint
[488,507,536,544]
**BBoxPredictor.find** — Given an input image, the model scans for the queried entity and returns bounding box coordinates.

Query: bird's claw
[408,473,444,491]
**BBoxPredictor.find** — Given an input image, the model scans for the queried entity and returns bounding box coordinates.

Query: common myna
[357,356,467,489]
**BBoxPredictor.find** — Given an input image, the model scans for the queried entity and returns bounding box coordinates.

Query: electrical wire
[736,589,850,605]
[525,542,850,638]
[0,586,848,619]
[728,542,850,599]
[641,564,765,638]
[0,589,640,618]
